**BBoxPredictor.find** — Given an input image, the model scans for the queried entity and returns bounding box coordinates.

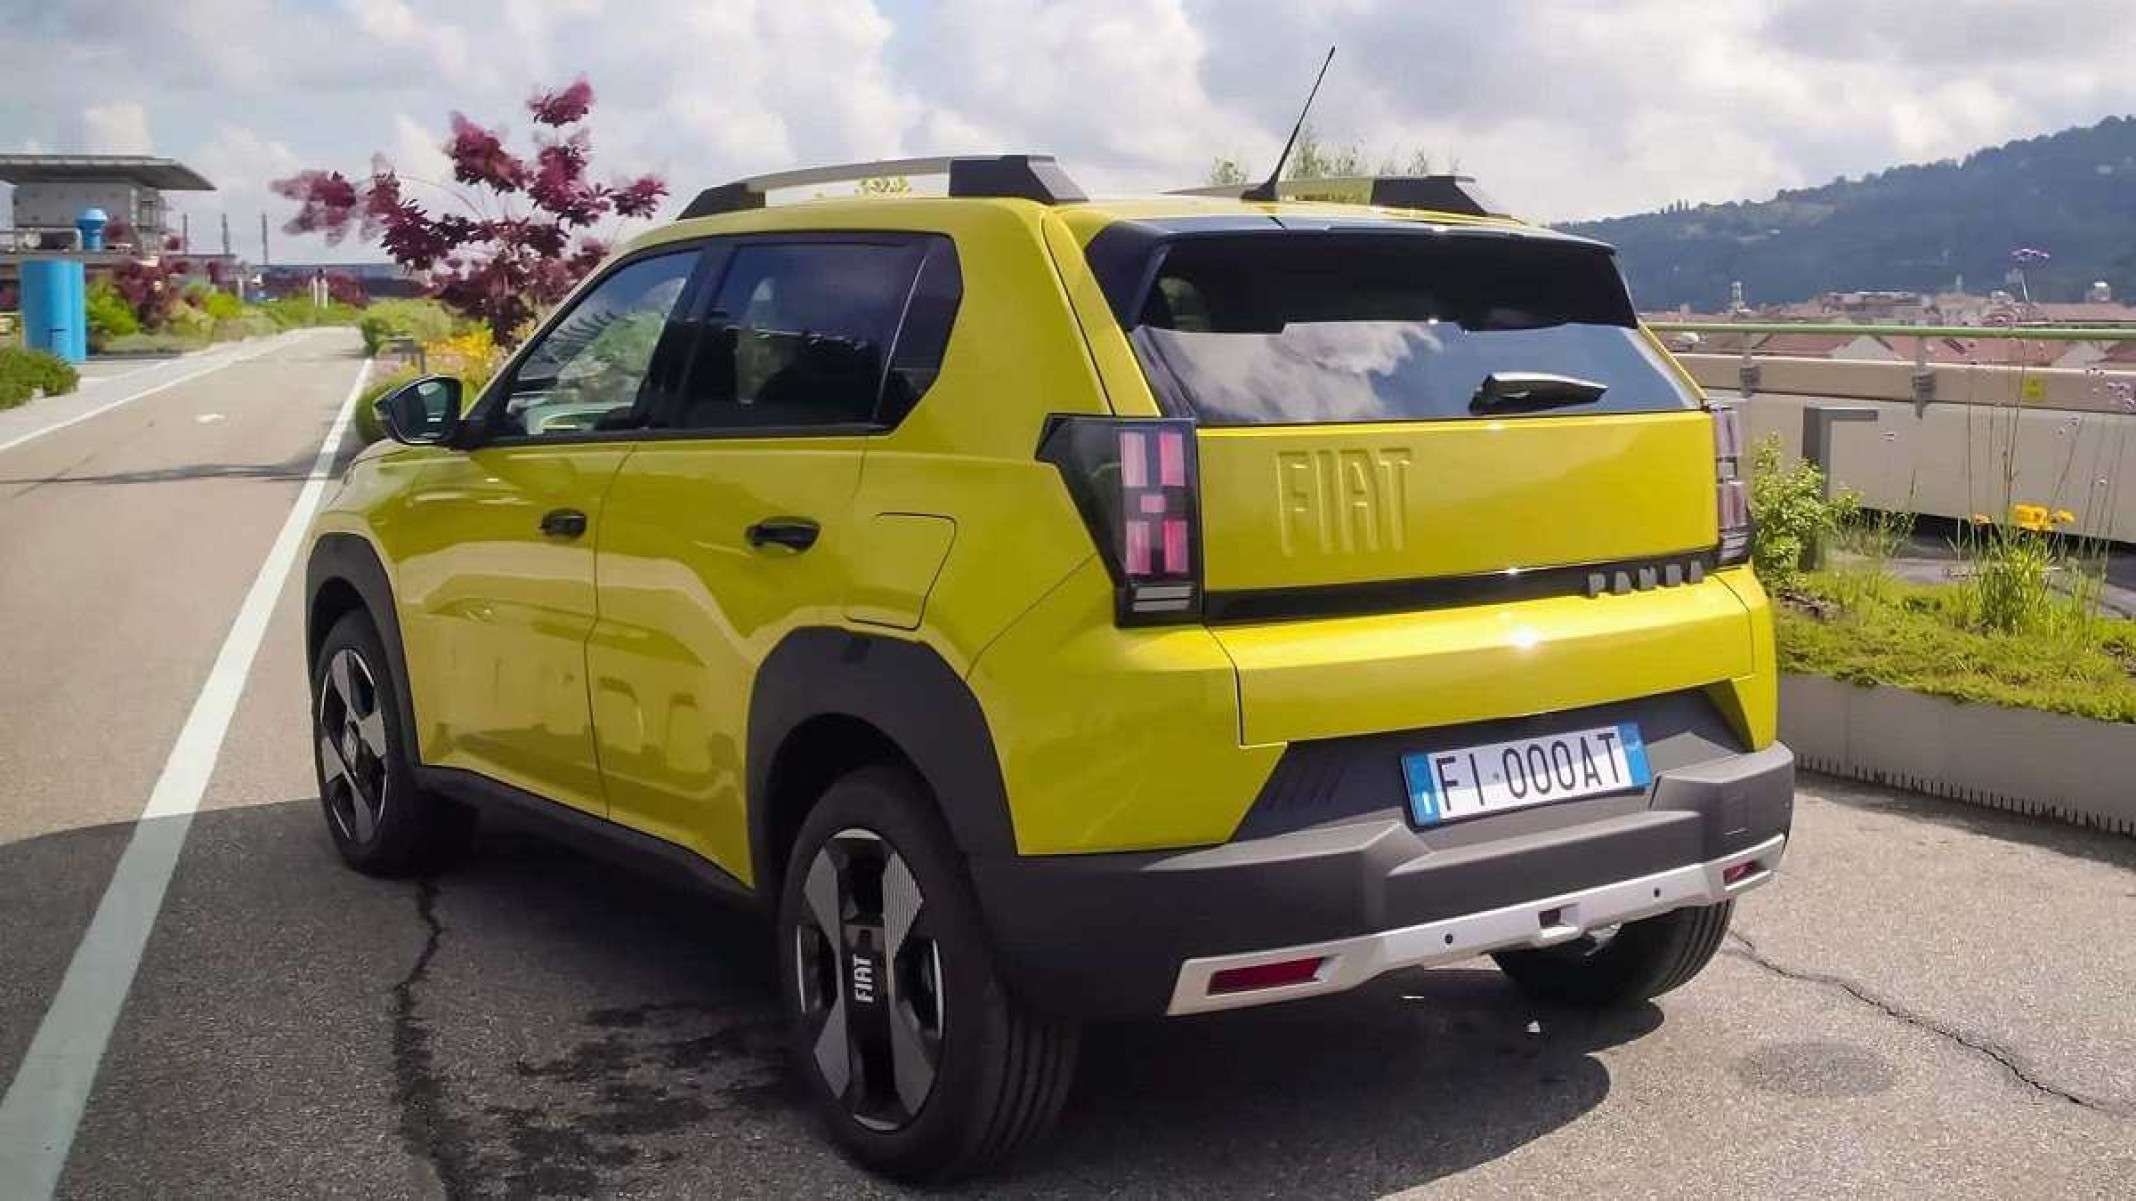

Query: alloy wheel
[317,647,389,845]
[793,828,947,1131]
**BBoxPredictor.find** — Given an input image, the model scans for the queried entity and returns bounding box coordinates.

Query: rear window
[1125,234,1696,427]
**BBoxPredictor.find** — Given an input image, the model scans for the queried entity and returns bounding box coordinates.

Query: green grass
[0,344,79,409]
[1777,571,2136,724]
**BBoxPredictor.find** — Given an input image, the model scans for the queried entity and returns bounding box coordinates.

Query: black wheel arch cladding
[303,550,1017,898]
[748,628,1016,891]
[305,532,419,756]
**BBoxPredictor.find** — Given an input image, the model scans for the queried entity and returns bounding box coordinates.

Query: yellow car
[304,156,1790,1181]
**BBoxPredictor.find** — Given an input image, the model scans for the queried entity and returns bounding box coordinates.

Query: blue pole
[21,262,71,363]
[66,262,87,361]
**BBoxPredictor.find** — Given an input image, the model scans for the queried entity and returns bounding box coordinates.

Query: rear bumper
[972,742,1794,1020]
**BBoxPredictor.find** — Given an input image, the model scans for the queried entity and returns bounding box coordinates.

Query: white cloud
[387,113,452,186]
[81,102,153,154]
[2,0,2132,261]
[166,123,302,254]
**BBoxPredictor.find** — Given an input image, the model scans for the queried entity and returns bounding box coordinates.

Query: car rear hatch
[1066,217,1753,745]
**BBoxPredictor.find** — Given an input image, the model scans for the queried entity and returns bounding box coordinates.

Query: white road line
[0,355,372,1200]
[0,331,313,460]
[69,360,166,389]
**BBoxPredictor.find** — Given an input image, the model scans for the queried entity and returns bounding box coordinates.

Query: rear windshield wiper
[1469,372,1609,414]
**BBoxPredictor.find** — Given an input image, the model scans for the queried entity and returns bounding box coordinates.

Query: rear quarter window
[1125,233,1695,427]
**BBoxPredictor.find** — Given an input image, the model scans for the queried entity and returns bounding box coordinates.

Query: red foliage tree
[109,258,192,327]
[324,272,368,308]
[271,78,665,340]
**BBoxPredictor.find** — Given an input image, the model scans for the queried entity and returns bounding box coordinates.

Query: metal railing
[0,226,84,254]
[1649,320,2136,544]
[1648,320,2136,342]
[1649,319,2136,408]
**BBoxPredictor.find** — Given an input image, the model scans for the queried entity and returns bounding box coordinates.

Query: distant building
[0,154,213,251]
[1813,290,1935,323]
[1919,337,2061,369]
[2021,301,2136,327]
[257,262,425,301]
[0,154,239,297]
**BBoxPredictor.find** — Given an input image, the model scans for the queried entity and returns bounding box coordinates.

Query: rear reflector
[1723,861,1759,885]
[1208,956,1324,995]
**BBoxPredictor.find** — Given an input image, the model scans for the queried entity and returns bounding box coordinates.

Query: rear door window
[666,236,956,433]
[1127,234,1696,426]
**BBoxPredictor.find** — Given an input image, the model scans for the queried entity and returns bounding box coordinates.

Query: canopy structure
[0,155,216,191]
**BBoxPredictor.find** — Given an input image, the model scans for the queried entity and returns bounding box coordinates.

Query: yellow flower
[2011,503,2049,532]
[2052,508,2077,526]
[1969,512,1993,526]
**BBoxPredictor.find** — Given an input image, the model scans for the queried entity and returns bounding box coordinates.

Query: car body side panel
[378,443,627,816]
[1712,566,1780,749]
[589,438,867,878]
[837,206,1117,680]
[1039,215,1153,418]
[969,556,1284,854]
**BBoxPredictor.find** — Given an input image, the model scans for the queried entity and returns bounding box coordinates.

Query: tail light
[1712,405,1752,566]
[1037,416,1202,625]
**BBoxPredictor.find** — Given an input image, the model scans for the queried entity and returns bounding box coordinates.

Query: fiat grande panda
[303,156,1791,1181]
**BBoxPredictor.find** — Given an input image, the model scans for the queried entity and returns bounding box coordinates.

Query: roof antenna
[1242,45,1335,202]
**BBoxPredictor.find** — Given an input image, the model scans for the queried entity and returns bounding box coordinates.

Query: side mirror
[378,375,462,445]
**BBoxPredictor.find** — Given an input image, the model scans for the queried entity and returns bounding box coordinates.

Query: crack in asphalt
[1724,928,2127,1119]
[392,877,480,1199]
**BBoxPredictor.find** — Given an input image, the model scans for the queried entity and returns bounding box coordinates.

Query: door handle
[540,508,588,539]
[746,517,820,552]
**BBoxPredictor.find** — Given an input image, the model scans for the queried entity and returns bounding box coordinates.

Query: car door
[589,234,953,878]
[394,248,704,815]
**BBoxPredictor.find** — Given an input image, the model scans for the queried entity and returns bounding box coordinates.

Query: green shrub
[1748,435,1858,593]
[1968,529,2056,635]
[197,288,243,321]
[0,345,80,409]
[358,299,456,355]
[101,332,206,355]
[1779,571,2136,723]
[85,282,141,349]
[163,303,215,341]
[259,297,361,329]
[354,366,418,443]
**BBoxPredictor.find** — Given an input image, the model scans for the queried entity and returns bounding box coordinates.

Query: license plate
[1401,723,1650,827]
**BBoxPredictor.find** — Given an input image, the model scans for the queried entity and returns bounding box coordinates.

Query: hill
[1562,116,2136,312]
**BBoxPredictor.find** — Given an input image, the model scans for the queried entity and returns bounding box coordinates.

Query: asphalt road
[2,329,2132,1198]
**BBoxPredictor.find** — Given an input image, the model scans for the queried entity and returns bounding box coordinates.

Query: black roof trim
[1169,174,1505,218]
[679,154,1087,219]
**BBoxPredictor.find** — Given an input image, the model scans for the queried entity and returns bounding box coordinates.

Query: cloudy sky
[5,0,2133,263]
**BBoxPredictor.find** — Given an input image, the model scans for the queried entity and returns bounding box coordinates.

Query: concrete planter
[1780,673,2136,836]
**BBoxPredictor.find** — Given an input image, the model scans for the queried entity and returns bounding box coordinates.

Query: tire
[1492,900,1734,1008]
[309,609,475,877]
[776,765,1079,1183]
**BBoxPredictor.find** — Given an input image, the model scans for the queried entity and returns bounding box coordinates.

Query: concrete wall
[1781,674,2136,837]
[1681,354,2136,542]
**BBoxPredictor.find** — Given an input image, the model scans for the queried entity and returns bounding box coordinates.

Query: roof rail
[678,154,1087,218]
[1168,174,1505,218]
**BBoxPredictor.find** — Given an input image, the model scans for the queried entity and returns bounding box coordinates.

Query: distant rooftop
[0,155,215,190]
